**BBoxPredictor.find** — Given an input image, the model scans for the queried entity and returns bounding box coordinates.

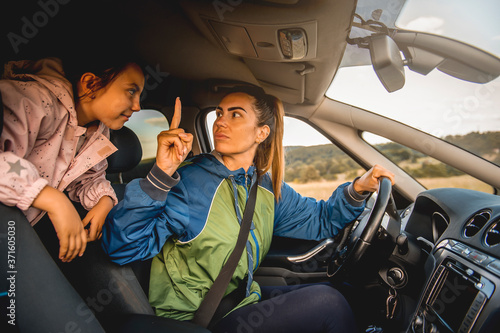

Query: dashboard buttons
[443,240,500,278]
[468,251,488,263]
[487,260,500,275]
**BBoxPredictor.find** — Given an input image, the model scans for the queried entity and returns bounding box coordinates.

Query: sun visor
[244,59,307,104]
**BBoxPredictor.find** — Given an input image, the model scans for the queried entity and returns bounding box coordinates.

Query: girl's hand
[32,186,87,262]
[156,97,193,176]
[82,196,114,241]
[354,165,395,194]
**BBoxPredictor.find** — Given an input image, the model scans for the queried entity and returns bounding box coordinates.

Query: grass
[288,179,351,200]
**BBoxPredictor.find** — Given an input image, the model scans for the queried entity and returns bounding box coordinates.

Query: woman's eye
[128,89,137,96]
[232,112,241,118]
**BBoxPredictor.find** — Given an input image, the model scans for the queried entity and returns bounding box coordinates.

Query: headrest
[107,126,143,174]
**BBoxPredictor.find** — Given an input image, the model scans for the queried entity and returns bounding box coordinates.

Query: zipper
[245,172,249,199]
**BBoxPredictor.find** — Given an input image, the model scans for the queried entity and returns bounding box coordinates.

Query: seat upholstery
[106,126,143,192]
[0,203,106,333]
[107,126,143,175]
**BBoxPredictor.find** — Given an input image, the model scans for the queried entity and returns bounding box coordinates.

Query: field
[288,175,493,201]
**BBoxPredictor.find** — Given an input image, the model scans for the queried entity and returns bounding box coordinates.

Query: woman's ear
[256,125,270,144]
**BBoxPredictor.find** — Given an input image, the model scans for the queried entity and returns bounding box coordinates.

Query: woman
[0,57,145,262]
[101,86,395,332]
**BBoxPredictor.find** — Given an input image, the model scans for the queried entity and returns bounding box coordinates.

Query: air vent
[432,212,449,243]
[484,220,500,247]
[463,211,490,238]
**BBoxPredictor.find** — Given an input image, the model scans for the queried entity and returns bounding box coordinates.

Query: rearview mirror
[368,34,405,92]
[393,31,500,84]
[348,14,500,92]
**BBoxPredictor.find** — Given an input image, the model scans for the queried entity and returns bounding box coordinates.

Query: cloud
[401,16,444,34]
[493,35,500,41]
[144,117,169,128]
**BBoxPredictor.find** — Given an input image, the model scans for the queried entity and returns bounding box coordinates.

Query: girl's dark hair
[224,85,285,200]
[63,54,145,103]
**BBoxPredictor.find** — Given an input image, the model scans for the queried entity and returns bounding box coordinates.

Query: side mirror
[368,34,405,92]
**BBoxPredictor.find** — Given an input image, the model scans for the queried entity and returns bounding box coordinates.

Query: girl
[0,57,145,262]
[102,86,395,332]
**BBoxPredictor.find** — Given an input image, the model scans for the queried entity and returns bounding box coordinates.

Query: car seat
[0,203,108,333]
[93,126,211,332]
[107,126,143,186]
[106,126,154,297]
[102,126,211,332]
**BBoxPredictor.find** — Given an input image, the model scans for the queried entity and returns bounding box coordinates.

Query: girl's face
[213,92,269,160]
[78,63,145,130]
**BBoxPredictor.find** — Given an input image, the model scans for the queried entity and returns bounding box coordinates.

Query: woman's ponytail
[268,97,284,200]
[223,85,285,200]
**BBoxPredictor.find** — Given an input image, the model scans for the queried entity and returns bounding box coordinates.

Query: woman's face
[213,92,269,160]
[79,63,145,130]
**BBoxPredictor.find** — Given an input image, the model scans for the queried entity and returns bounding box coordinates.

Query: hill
[284,131,500,183]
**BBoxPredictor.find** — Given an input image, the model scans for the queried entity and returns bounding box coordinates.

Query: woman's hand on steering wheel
[328,168,395,277]
[354,165,395,194]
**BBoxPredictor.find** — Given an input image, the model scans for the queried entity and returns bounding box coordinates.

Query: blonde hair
[225,86,285,200]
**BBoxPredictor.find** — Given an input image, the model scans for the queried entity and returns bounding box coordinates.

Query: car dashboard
[401,188,500,333]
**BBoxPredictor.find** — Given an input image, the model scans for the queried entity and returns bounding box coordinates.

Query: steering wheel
[328,177,393,276]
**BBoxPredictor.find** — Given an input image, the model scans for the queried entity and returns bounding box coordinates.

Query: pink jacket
[0,58,118,225]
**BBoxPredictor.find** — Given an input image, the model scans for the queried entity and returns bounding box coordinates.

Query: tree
[299,165,320,183]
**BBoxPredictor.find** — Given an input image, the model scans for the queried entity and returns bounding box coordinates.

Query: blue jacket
[101,152,367,320]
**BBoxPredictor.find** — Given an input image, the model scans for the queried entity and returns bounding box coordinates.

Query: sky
[399,0,500,56]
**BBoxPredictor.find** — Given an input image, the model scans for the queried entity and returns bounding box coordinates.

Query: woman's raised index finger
[170,97,182,129]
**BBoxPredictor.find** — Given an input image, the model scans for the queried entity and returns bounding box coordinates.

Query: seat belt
[192,179,258,328]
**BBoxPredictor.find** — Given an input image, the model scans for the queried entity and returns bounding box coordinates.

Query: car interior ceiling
[2,0,357,115]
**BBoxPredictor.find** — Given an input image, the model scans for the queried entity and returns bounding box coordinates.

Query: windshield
[327,0,500,169]
[397,0,500,57]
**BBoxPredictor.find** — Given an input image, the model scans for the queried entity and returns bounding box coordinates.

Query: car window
[328,0,500,174]
[327,67,500,169]
[126,109,167,160]
[206,111,363,200]
[397,0,500,57]
[283,118,365,200]
[117,109,167,182]
[363,132,493,193]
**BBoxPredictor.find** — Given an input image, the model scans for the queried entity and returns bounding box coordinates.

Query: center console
[409,240,500,333]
